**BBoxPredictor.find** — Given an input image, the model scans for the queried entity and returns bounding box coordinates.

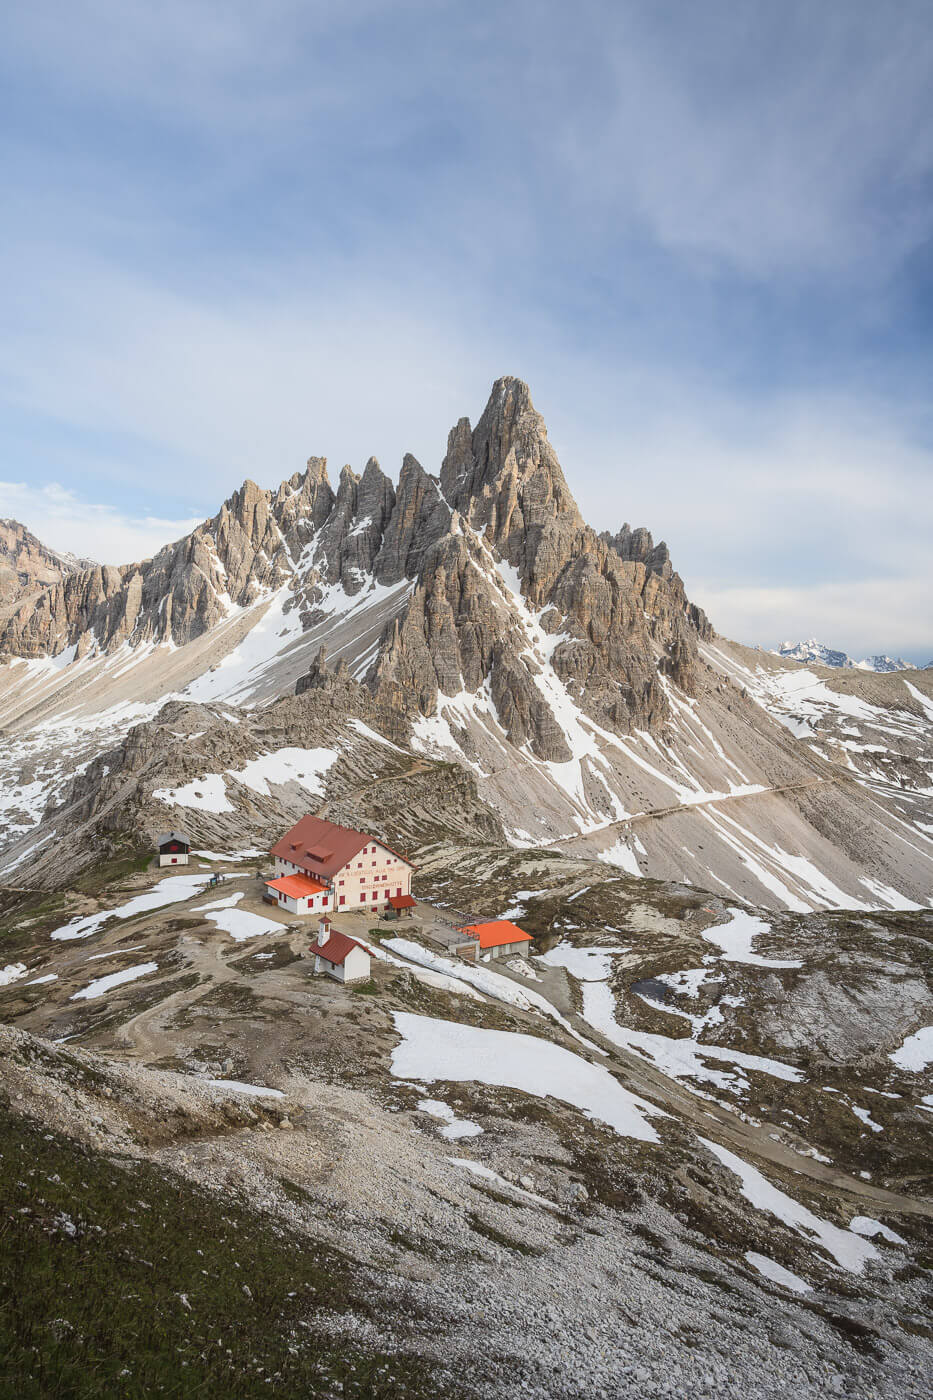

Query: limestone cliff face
[0,519,94,617]
[0,379,711,749]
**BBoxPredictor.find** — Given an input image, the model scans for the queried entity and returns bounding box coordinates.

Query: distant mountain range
[773,639,922,673]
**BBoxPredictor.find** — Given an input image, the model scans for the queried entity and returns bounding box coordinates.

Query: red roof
[266,873,327,899]
[270,815,413,880]
[388,893,416,910]
[309,930,370,967]
[461,920,533,950]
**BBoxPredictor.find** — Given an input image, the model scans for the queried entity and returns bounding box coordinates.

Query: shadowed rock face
[0,378,710,746]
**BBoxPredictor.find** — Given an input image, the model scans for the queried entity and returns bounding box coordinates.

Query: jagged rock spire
[440,377,581,563]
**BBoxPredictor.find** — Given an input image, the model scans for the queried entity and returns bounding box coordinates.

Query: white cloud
[550,1,933,277]
[0,481,199,566]
[694,578,932,664]
[0,1,930,663]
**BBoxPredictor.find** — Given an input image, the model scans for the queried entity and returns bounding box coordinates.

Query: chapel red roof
[309,930,370,967]
[270,815,413,880]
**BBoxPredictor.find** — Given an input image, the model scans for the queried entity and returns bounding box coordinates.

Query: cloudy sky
[2,1,931,661]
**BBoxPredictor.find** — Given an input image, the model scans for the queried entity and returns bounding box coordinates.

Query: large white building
[265,815,414,916]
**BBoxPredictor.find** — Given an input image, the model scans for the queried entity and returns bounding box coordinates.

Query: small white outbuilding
[308,916,372,985]
[157,832,190,867]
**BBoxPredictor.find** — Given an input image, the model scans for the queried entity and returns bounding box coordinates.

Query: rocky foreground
[1,840,930,1399]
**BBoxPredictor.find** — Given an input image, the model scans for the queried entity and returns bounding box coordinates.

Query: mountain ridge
[775,639,919,674]
[0,378,931,913]
[0,517,95,619]
[0,377,708,746]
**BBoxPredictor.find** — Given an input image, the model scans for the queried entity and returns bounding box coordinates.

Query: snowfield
[702,1139,880,1274]
[154,745,339,812]
[50,874,216,941]
[701,909,802,969]
[390,1011,665,1143]
[888,1026,933,1072]
[417,1098,483,1140]
[744,1251,812,1294]
[538,939,801,1096]
[384,938,601,1050]
[202,904,285,942]
[70,962,159,1001]
[582,978,802,1095]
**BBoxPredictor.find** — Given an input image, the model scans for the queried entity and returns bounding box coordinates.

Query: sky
[1,0,931,662]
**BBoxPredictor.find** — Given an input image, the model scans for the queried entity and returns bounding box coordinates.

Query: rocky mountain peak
[0,378,712,750]
[440,378,581,562]
[602,524,673,580]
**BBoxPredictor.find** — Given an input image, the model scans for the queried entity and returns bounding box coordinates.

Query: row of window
[337,872,400,886]
[280,888,405,908]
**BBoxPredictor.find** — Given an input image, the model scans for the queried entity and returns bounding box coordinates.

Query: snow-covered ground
[70,962,159,1001]
[704,642,933,867]
[744,1251,812,1294]
[537,938,801,1098]
[701,909,802,969]
[201,901,285,942]
[384,938,600,1050]
[888,1026,933,1072]
[447,1156,560,1210]
[701,1139,880,1275]
[50,874,216,941]
[154,745,340,813]
[417,1098,483,1140]
[390,1011,665,1143]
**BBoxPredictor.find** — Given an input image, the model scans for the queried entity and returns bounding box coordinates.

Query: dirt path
[544,776,838,854]
[314,755,433,819]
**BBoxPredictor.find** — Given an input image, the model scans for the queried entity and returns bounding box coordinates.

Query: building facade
[157,832,190,867]
[264,872,331,916]
[309,917,372,983]
[267,815,414,915]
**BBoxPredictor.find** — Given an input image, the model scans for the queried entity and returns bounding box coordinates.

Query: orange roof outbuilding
[460,919,533,950]
[266,873,328,899]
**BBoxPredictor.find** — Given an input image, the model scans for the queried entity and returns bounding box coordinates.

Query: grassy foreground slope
[0,1108,450,1400]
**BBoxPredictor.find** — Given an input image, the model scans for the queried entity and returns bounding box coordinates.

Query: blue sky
[1,1,931,660]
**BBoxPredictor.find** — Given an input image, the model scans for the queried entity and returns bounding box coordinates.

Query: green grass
[465,1213,542,1257]
[0,1108,457,1399]
[73,848,154,895]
